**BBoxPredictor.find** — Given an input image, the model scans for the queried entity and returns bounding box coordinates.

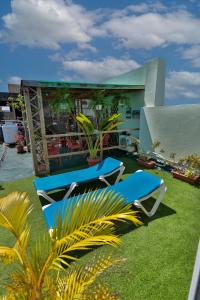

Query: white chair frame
[37,162,125,204]
[133,170,167,217]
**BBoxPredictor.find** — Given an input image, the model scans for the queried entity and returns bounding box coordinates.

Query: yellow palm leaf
[53,190,141,240]
[0,190,141,299]
[51,234,120,270]
[0,246,18,264]
[48,190,141,270]
[56,254,121,300]
[82,284,120,300]
[0,192,32,238]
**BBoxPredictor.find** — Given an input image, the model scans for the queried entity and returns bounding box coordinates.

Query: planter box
[172,171,200,185]
[137,159,156,169]
[16,144,24,154]
[87,157,101,166]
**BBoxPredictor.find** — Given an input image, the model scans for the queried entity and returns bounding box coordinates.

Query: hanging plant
[47,89,75,116]
[8,94,26,113]
[89,90,130,125]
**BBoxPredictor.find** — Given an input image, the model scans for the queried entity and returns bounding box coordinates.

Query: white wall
[144,58,165,107]
[104,58,165,108]
[140,104,200,160]
[104,58,166,138]
[119,91,144,138]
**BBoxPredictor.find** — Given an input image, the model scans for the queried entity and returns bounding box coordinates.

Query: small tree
[0,191,141,299]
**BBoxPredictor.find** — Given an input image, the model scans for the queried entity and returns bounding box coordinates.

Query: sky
[0,0,200,105]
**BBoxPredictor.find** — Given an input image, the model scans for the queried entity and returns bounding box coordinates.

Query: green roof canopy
[21,80,144,91]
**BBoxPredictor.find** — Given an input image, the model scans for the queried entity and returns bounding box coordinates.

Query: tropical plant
[136,139,154,162]
[8,94,26,113]
[76,113,123,160]
[47,89,75,116]
[89,90,130,124]
[0,190,141,299]
[169,152,176,163]
[152,140,161,152]
[183,168,196,178]
[177,154,200,177]
[110,93,130,114]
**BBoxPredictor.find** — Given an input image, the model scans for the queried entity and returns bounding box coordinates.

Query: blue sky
[0,0,200,105]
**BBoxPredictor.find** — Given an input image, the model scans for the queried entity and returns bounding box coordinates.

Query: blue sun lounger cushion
[34,157,125,203]
[43,170,167,229]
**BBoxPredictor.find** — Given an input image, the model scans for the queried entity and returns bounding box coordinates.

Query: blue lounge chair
[42,170,167,229]
[33,157,125,203]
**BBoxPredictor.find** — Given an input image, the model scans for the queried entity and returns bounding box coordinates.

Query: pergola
[21,80,144,175]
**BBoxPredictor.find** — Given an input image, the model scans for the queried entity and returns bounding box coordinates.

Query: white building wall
[140,104,200,160]
[104,58,165,108]
[144,58,165,107]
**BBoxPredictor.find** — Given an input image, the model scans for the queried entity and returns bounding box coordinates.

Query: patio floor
[0,155,199,299]
[0,144,33,182]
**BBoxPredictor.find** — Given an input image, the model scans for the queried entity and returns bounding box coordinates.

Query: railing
[188,240,200,300]
[45,128,138,160]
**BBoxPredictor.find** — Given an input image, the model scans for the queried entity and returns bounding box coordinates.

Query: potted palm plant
[76,113,122,166]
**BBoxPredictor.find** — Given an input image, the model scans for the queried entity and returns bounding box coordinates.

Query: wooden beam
[48,146,120,159]
[45,128,136,139]
[100,132,103,161]
[24,88,38,175]
[37,87,50,174]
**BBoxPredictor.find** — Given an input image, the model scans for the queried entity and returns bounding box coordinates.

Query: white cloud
[62,57,139,82]
[181,45,200,67]
[8,76,21,84]
[166,71,200,101]
[103,10,200,49]
[110,2,167,19]
[0,0,101,49]
[126,2,167,14]
[1,1,200,54]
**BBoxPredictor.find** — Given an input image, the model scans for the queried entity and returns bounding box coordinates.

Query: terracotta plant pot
[87,157,101,166]
[137,158,156,169]
[16,144,24,154]
[171,170,200,185]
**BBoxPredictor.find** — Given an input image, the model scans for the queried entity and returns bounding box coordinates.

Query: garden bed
[171,170,200,185]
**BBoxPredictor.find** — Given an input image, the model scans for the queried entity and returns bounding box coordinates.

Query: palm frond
[54,189,141,238]
[4,267,31,299]
[0,192,32,239]
[99,113,121,131]
[76,113,94,134]
[0,246,18,264]
[82,284,120,300]
[51,233,120,270]
[56,254,121,300]
[0,191,140,299]
[14,226,30,255]
[48,190,141,269]
[29,232,51,279]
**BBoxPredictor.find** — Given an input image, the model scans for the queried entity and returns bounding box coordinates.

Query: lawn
[0,155,199,299]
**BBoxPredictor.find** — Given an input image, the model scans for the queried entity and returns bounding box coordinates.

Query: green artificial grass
[0,156,199,299]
